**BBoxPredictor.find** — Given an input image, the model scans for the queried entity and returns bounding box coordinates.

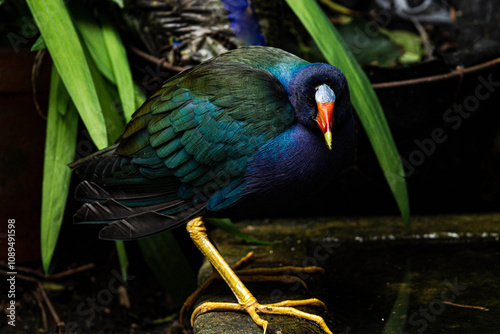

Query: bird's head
[288,63,351,150]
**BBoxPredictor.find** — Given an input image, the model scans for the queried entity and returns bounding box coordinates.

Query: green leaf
[31,35,46,51]
[100,12,136,122]
[70,3,116,84]
[335,18,403,67]
[55,73,70,117]
[286,0,410,226]
[41,66,78,274]
[26,0,108,149]
[138,232,197,309]
[115,241,128,281]
[206,218,277,245]
[82,43,125,143]
[380,28,424,65]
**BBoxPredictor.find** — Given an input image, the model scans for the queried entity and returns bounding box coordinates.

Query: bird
[70,46,354,333]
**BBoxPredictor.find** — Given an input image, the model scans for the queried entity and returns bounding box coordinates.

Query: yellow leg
[186,217,333,334]
[180,251,256,327]
[180,252,312,326]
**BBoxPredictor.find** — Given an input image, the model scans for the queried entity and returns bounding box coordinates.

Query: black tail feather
[73,198,187,223]
[98,203,205,240]
[71,145,206,240]
[74,180,179,203]
[68,144,119,171]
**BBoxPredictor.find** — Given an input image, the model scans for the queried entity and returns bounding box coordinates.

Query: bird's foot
[184,218,332,333]
[180,251,325,326]
[192,298,332,334]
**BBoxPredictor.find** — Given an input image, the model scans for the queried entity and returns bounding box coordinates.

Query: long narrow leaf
[138,232,197,309]
[286,0,410,225]
[70,3,116,84]
[82,44,125,143]
[26,0,108,149]
[115,241,128,281]
[72,7,129,279]
[41,66,78,274]
[100,12,136,121]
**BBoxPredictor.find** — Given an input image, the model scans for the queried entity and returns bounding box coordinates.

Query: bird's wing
[117,60,296,209]
[76,60,296,240]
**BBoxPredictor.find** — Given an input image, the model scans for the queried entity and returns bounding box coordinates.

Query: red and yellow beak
[315,84,336,150]
[316,101,335,150]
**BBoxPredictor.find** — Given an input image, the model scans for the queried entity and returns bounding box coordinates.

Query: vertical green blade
[100,13,136,122]
[41,66,78,274]
[26,0,107,149]
[70,3,116,84]
[82,43,125,143]
[286,0,410,225]
[115,241,128,281]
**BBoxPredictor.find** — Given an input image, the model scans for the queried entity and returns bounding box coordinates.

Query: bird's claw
[192,298,332,334]
[180,251,325,327]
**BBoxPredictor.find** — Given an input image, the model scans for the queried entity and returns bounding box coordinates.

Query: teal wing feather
[73,47,305,240]
[116,60,296,211]
[78,57,297,240]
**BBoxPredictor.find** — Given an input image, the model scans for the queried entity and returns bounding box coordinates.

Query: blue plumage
[71,46,354,240]
[221,0,266,46]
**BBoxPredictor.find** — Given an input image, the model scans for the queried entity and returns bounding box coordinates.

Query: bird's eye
[305,95,314,107]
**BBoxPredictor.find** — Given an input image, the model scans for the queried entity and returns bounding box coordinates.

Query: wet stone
[191,214,500,333]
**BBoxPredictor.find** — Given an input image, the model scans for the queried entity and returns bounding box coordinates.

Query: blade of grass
[206,218,277,245]
[115,241,128,281]
[138,232,197,309]
[286,0,410,226]
[26,0,108,149]
[100,12,136,122]
[55,72,70,116]
[70,2,116,84]
[83,43,125,143]
[41,66,78,274]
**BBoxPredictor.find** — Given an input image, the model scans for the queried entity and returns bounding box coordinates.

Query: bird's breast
[219,122,352,216]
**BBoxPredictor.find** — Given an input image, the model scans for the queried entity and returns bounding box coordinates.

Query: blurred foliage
[335,16,424,67]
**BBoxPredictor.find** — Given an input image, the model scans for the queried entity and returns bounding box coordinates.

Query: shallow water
[207,214,500,333]
[318,242,499,333]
